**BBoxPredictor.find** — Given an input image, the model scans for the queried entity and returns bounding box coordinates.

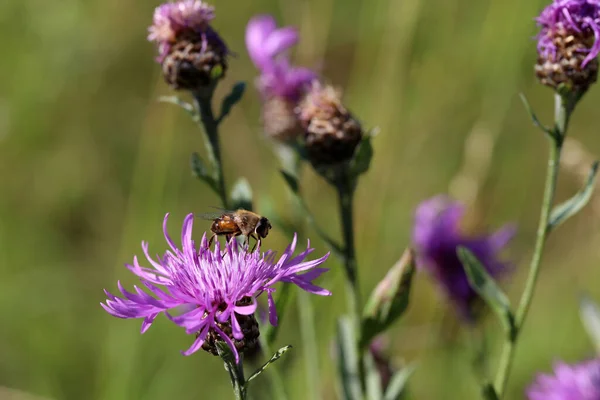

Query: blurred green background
[2,0,600,398]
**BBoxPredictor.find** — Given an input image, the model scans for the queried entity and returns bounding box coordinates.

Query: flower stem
[225,356,247,400]
[493,93,570,397]
[193,89,229,209]
[335,170,365,388]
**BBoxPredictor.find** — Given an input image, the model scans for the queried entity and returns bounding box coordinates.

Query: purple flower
[536,0,600,67]
[101,213,330,360]
[245,15,316,101]
[148,0,218,62]
[527,359,600,400]
[412,195,514,321]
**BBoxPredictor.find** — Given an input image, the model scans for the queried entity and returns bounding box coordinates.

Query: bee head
[255,217,272,239]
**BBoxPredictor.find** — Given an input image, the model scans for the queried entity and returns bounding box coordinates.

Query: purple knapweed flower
[412,195,515,321]
[527,359,600,400]
[148,1,228,90]
[535,0,600,91]
[148,0,216,61]
[101,213,330,360]
[246,15,316,101]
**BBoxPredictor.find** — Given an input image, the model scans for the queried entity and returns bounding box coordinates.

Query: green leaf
[190,152,218,192]
[360,248,415,350]
[519,93,554,139]
[383,364,415,400]
[230,177,253,211]
[457,248,515,337]
[158,96,196,117]
[364,352,383,400]
[350,132,375,179]
[245,345,292,386]
[218,82,246,123]
[549,161,599,231]
[216,341,237,366]
[481,383,500,400]
[580,295,600,354]
[336,317,363,400]
[280,170,299,194]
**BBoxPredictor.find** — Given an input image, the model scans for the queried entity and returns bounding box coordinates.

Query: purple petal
[246,15,277,69]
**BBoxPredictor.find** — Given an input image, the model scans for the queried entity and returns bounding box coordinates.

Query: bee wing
[196,211,227,220]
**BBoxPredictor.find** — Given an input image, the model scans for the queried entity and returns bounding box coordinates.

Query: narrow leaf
[218,82,246,123]
[360,249,415,350]
[364,352,383,400]
[216,341,237,366]
[336,317,363,400]
[519,93,554,139]
[158,96,196,117]
[549,161,599,230]
[457,247,515,337]
[580,295,600,354]
[280,170,299,194]
[481,383,500,400]
[245,345,292,386]
[191,152,218,192]
[383,364,415,400]
[230,177,253,211]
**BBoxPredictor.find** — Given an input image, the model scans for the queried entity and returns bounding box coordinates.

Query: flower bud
[148,1,228,91]
[297,82,362,166]
[535,1,600,94]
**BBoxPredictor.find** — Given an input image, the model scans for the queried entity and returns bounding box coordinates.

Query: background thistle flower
[535,0,600,93]
[527,359,600,399]
[148,0,228,91]
[297,82,363,166]
[246,15,316,141]
[101,213,330,360]
[412,196,515,321]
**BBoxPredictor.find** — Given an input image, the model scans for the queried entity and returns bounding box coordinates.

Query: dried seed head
[201,299,260,357]
[297,82,362,166]
[262,96,303,142]
[161,30,227,91]
[535,23,598,93]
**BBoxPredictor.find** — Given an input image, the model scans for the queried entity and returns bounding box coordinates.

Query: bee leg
[249,233,260,253]
[208,234,216,248]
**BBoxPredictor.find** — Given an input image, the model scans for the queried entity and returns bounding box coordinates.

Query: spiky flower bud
[535,0,600,94]
[148,1,228,91]
[297,82,362,166]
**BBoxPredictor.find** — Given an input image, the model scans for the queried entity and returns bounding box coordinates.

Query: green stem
[493,93,570,398]
[335,171,365,389]
[225,356,247,400]
[193,90,229,209]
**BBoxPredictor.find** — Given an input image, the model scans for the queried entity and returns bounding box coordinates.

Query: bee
[200,209,272,251]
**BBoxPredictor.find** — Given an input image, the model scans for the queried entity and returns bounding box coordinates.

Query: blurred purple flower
[148,0,220,62]
[412,196,515,321]
[245,15,316,101]
[536,0,600,67]
[527,359,600,400]
[101,213,330,361]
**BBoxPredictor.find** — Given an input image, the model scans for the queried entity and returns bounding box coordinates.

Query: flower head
[412,196,514,321]
[527,359,600,400]
[101,213,330,360]
[535,0,600,91]
[297,81,363,166]
[148,1,227,90]
[246,15,316,101]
